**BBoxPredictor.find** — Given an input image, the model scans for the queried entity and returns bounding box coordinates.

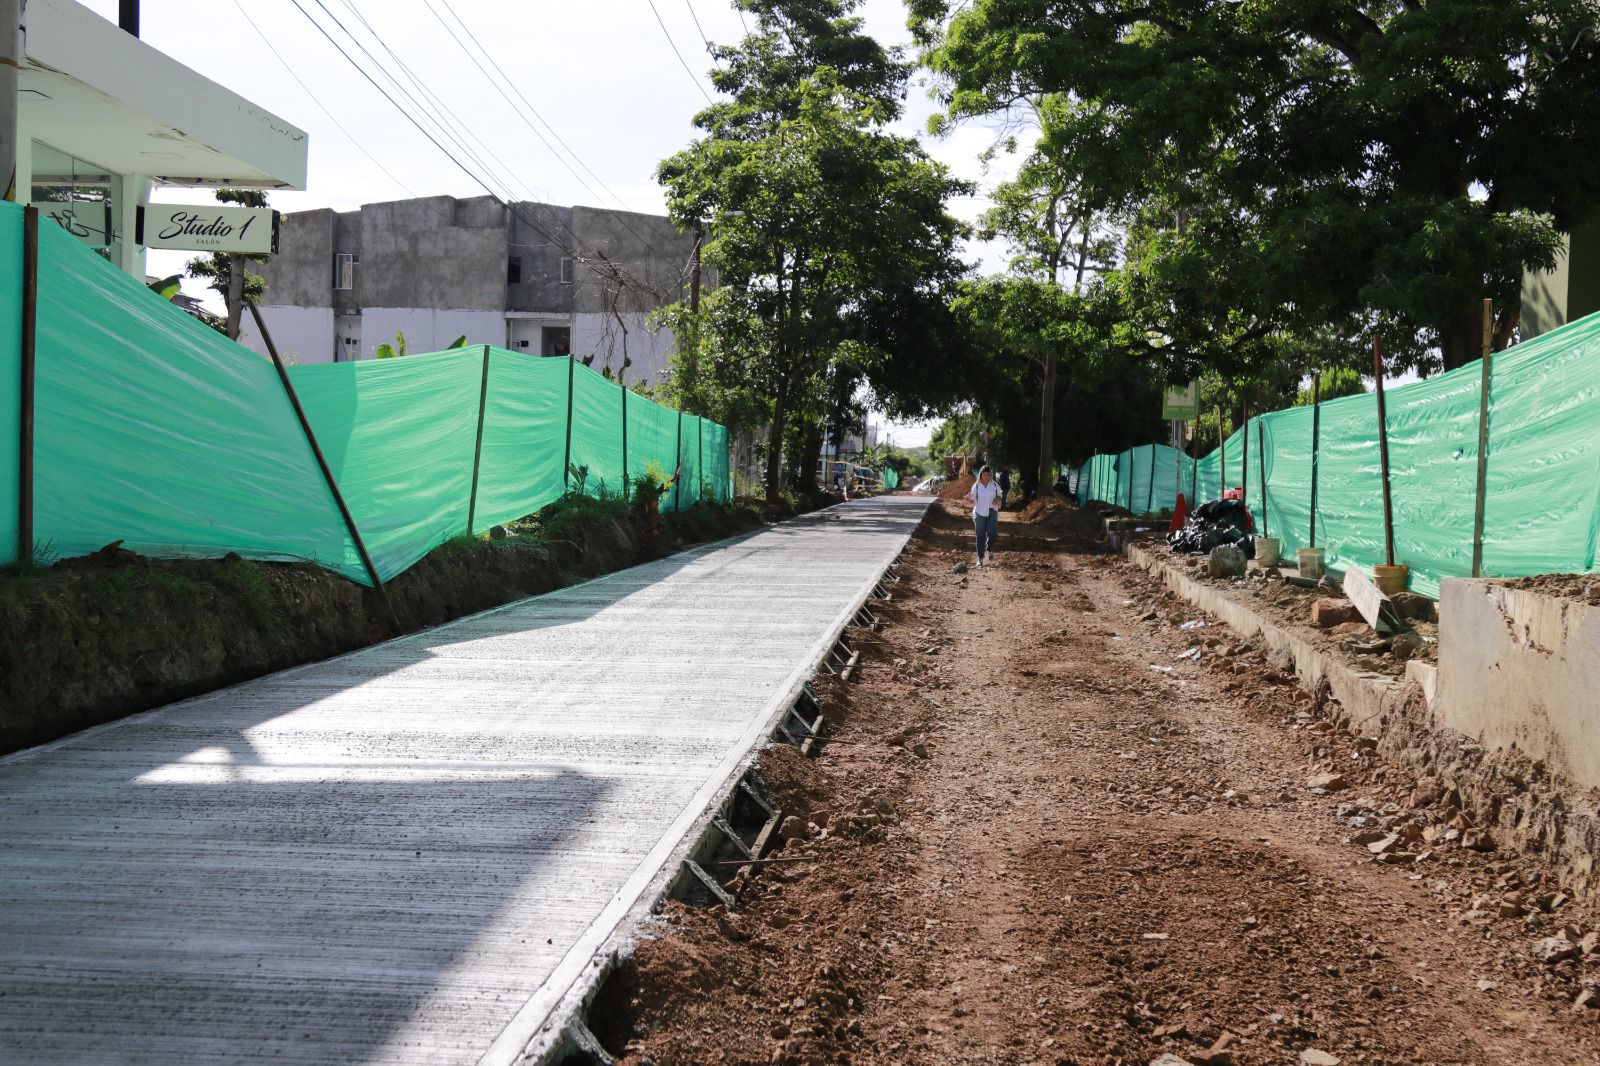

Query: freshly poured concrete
[0,497,929,1065]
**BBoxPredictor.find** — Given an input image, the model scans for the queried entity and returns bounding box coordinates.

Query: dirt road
[593,499,1600,1066]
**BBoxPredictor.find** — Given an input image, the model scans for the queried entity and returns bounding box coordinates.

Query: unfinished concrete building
[241,195,701,385]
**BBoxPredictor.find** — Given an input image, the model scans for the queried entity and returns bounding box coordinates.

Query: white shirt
[967,480,1002,517]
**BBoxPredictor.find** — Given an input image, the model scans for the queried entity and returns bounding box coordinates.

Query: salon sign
[136,204,279,254]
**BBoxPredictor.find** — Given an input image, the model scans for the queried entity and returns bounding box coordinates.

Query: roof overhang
[20,0,308,189]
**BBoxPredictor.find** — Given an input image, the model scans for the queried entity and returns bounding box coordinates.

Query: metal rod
[1309,370,1321,548]
[1373,335,1397,567]
[466,344,490,535]
[17,205,38,567]
[620,381,629,501]
[1257,420,1267,538]
[698,416,704,503]
[716,856,817,866]
[1472,298,1494,577]
[1217,405,1225,499]
[561,354,575,493]
[250,302,399,631]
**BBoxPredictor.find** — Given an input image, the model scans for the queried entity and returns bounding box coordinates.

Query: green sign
[1162,381,1199,421]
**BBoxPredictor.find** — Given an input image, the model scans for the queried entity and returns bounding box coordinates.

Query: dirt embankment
[0,498,764,755]
[592,498,1600,1066]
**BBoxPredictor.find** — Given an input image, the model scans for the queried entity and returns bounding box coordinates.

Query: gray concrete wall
[573,311,676,385]
[361,308,506,358]
[238,305,334,365]
[507,203,575,314]
[1435,579,1600,790]
[570,206,696,315]
[255,208,334,309]
[359,196,507,311]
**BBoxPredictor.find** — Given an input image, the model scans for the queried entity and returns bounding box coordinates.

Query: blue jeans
[973,510,998,560]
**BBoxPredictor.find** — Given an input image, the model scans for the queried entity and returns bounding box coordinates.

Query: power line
[646,0,715,104]
[423,0,665,254]
[231,0,417,198]
[683,0,714,51]
[288,0,669,299]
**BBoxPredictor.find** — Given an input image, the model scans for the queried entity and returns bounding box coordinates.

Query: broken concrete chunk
[1207,545,1247,579]
[1299,1051,1341,1066]
[1310,598,1361,628]
[1534,936,1578,964]
[1306,771,1347,792]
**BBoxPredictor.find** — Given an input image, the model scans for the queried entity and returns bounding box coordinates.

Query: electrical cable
[424,0,668,255]
[646,0,716,104]
[231,0,417,199]
[683,0,714,52]
[288,0,669,299]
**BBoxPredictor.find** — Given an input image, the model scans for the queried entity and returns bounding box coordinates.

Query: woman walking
[966,465,1002,566]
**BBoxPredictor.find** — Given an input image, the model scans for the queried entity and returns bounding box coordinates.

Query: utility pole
[689,219,703,313]
[2,0,22,202]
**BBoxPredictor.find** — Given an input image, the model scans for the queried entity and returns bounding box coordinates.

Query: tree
[184,189,270,340]
[912,0,1600,372]
[658,0,970,501]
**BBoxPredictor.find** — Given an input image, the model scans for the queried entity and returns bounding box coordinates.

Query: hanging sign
[31,200,115,248]
[136,204,279,254]
[1162,381,1199,421]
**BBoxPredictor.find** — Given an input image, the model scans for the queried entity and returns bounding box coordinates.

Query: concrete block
[1436,579,1600,791]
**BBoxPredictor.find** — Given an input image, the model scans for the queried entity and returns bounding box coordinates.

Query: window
[334,253,356,290]
[540,326,571,357]
[560,257,574,284]
[517,339,529,348]
[508,256,522,285]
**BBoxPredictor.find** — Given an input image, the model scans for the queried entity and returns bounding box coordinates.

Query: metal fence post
[466,344,490,534]
[1309,370,1322,548]
[673,411,683,512]
[17,205,37,568]
[620,382,629,501]
[1257,420,1268,538]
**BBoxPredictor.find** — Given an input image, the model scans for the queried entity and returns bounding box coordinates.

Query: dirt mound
[1016,492,1069,523]
[938,474,974,500]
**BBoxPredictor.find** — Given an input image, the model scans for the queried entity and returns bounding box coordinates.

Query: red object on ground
[1169,493,1189,531]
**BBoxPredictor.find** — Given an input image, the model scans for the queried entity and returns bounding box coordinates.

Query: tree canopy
[912,0,1600,374]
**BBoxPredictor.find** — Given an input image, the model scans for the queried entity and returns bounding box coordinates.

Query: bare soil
[594,498,1600,1066]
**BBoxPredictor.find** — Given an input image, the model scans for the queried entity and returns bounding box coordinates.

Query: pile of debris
[1167,499,1255,558]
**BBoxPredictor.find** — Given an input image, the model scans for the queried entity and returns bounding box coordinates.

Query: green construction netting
[1078,311,1600,597]
[1,200,732,585]
[883,468,900,489]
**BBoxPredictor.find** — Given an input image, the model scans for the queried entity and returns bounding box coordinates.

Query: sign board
[1162,381,1199,421]
[136,204,279,254]
[31,200,114,248]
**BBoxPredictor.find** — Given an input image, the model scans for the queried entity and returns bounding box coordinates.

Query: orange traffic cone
[1169,493,1189,532]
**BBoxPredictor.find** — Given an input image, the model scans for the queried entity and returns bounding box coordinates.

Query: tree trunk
[1438,298,1487,371]
[798,423,824,494]
[764,390,787,504]
[225,254,245,341]
[1037,350,1057,496]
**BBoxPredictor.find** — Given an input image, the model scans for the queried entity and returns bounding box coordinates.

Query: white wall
[572,311,677,387]
[239,305,335,366]
[361,308,506,357]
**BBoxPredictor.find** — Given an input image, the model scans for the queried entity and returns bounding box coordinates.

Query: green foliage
[147,275,182,301]
[373,331,407,360]
[657,0,971,499]
[1296,368,1367,407]
[914,0,1600,373]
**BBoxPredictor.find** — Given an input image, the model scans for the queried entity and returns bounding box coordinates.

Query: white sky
[76,0,1027,448]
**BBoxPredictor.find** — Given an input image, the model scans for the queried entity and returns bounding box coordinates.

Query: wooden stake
[1472,298,1494,577]
[1310,370,1321,548]
[1373,336,1397,567]
[17,206,38,568]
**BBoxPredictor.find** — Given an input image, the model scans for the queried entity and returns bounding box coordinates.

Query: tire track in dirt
[591,499,1599,1066]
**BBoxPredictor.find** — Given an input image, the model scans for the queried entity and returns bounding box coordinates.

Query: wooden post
[620,382,629,501]
[17,206,38,567]
[465,345,491,534]
[672,411,683,512]
[1310,370,1321,548]
[1145,444,1156,514]
[561,355,575,493]
[249,302,399,631]
[1373,335,1397,567]
[1257,420,1267,538]
[697,417,704,502]
[1240,396,1250,510]
[1216,405,1225,499]
[1471,298,1494,577]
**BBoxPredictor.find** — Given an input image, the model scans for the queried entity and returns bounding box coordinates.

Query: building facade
[243,195,703,386]
[1522,220,1600,340]
[14,0,307,276]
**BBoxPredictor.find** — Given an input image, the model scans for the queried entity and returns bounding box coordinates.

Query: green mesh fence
[2,201,732,585]
[1078,311,1600,597]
